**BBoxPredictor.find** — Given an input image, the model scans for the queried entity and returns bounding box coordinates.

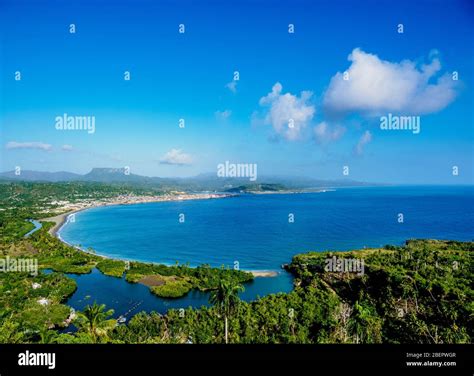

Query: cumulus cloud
[323,48,458,115]
[159,149,193,166]
[215,109,232,120]
[313,122,346,144]
[258,82,315,141]
[6,141,52,151]
[354,130,372,155]
[226,81,237,93]
[61,144,73,151]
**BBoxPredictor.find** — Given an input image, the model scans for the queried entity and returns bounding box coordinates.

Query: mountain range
[0,168,378,191]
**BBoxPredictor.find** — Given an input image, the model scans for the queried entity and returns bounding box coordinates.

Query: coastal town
[47,192,235,214]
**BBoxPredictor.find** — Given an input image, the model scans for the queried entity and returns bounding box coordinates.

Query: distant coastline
[39,192,280,278]
[40,188,331,237]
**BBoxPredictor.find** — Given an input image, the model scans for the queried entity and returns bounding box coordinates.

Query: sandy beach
[40,192,235,236]
[39,192,278,278]
[250,270,279,277]
[40,209,87,236]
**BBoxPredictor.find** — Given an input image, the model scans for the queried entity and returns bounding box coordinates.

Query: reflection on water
[55,268,293,324]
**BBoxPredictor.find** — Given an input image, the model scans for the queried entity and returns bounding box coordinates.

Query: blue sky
[0,0,473,184]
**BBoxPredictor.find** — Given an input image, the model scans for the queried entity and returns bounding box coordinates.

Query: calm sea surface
[58,186,474,318]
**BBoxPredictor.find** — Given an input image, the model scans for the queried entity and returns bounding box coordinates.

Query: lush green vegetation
[96,259,127,277]
[226,183,287,193]
[0,181,164,242]
[3,235,470,344]
[210,279,244,343]
[286,239,473,343]
[0,182,253,340]
[0,182,472,344]
[103,239,473,344]
[74,303,116,344]
[125,261,252,297]
[0,270,76,343]
[150,279,193,298]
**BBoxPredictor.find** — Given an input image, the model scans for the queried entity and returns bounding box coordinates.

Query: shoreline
[40,192,236,237]
[50,234,281,279]
[41,207,87,236]
[248,188,336,195]
[38,193,280,278]
[40,188,337,237]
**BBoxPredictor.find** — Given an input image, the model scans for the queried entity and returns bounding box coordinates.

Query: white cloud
[159,149,193,166]
[61,144,73,151]
[6,141,52,151]
[323,48,458,115]
[354,130,372,155]
[226,81,237,93]
[215,109,232,120]
[259,82,315,141]
[314,122,346,144]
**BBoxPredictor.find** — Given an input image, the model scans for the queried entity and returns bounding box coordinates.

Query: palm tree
[75,303,115,343]
[0,317,24,344]
[348,301,366,343]
[209,278,244,344]
[348,300,382,343]
[38,327,58,344]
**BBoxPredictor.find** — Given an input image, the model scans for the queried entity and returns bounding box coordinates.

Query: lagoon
[62,268,294,320]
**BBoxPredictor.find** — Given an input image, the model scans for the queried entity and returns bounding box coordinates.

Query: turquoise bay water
[59,186,474,318]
